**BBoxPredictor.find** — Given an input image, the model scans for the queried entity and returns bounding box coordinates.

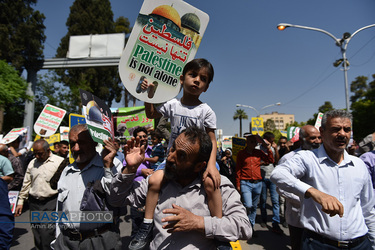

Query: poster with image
[112,106,154,140]
[80,90,114,145]
[119,0,209,103]
[34,104,66,137]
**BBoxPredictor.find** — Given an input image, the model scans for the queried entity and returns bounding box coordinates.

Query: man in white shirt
[15,139,64,250]
[271,110,375,249]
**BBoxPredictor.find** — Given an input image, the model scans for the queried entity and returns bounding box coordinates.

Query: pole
[277,23,375,111]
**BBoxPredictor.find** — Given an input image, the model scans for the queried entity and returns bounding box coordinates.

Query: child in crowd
[129,58,221,250]
[145,131,165,170]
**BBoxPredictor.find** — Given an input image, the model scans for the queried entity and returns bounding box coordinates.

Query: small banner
[80,90,114,145]
[119,0,209,103]
[1,127,28,144]
[251,117,264,136]
[34,104,66,137]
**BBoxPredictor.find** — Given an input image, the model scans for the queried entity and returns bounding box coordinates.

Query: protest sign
[112,106,154,140]
[314,112,323,130]
[8,191,19,214]
[1,127,28,144]
[80,90,114,144]
[60,126,70,141]
[251,117,264,136]
[34,104,66,137]
[287,126,300,142]
[119,0,209,103]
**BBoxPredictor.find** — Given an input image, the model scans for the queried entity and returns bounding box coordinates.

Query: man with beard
[276,125,321,250]
[108,126,252,249]
[53,124,122,250]
[271,110,375,249]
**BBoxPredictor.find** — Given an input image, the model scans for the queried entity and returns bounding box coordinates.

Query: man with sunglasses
[15,139,64,250]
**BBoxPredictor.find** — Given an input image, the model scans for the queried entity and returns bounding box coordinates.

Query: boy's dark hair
[133,126,148,138]
[182,58,214,84]
[150,131,163,140]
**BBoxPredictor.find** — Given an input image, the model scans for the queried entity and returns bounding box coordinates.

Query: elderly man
[0,143,24,190]
[271,110,375,249]
[109,126,252,249]
[277,125,321,250]
[15,139,64,250]
[53,124,122,250]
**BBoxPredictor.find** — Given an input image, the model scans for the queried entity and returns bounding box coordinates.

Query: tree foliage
[233,109,248,137]
[0,0,46,74]
[55,0,132,110]
[34,71,75,127]
[264,119,276,131]
[350,74,375,140]
[306,101,334,125]
[0,60,31,132]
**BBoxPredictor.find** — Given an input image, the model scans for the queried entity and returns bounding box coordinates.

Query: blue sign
[69,114,86,128]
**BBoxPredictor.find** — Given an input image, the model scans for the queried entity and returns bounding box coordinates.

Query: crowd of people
[0,58,374,250]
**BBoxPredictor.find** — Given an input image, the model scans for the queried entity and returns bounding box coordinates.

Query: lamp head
[277,23,290,31]
[342,32,351,40]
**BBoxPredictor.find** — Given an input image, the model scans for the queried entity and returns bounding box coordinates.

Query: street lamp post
[236,102,281,117]
[236,103,281,134]
[277,23,375,111]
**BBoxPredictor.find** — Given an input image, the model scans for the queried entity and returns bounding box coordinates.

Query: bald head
[299,125,321,150]
[0,144,8,157]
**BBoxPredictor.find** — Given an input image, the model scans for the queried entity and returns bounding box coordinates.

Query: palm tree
[233,109,248,137]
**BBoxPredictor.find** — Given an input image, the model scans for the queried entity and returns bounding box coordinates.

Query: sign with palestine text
[119,0,209,103]
[80,90,114,145]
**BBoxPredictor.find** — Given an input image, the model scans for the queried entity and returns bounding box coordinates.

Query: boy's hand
[202,163,221,189]
[141,78,154,90]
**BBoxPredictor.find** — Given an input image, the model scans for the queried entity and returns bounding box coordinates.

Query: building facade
[260,112,295,130]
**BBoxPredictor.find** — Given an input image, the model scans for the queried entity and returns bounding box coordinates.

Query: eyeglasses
[137,135,148,139]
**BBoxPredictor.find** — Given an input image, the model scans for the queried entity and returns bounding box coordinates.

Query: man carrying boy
[108,126,252,249]
[128,58,222,250]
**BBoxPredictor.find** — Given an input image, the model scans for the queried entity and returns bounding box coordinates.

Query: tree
[350,74,375,140]
[0,0,46,74]
[306,101,334,125]
[0,60,31,133]
[285,121,306,130]
[114,16,136,107]
[233,109,248,137]
[34,71,74,127]
[55,0,131,110]
[264,119,276,131]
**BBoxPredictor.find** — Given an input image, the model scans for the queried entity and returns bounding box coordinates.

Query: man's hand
[122,137,145,174]
[161,204,205,233]
[15,204,23,217]
[305,187,344,217]
[141,168,154,177]
[202,163,221,189]
[102,138,117,169]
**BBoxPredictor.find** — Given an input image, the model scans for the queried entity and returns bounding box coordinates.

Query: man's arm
[161,181,252,242]
[106,137,147,207]
[271,153,344,218]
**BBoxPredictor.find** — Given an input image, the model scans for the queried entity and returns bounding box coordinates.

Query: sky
[34,0,375,136]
